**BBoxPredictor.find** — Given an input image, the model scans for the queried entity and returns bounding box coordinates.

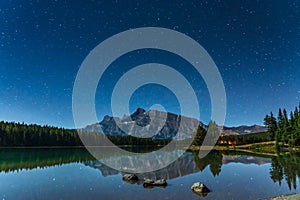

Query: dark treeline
[191,124,207,146]
[264,102,300,149]
[0,121,82,146]
[0,121,171,147]
[217,131,270,146]
[191,121,270,146]
[192,121,220,146]
[213,102,300,147]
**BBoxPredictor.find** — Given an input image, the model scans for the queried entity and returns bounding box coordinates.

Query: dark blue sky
[0,0,299,128]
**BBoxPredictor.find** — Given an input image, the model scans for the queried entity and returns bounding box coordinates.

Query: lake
[0,148,299,200]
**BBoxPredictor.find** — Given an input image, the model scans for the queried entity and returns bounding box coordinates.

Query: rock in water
[191,182,210,196]
[122,174,138,184]
[143,179,167,188]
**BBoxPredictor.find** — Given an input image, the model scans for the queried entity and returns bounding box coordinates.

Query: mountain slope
[82,108,267,139]
[221,125,267,135]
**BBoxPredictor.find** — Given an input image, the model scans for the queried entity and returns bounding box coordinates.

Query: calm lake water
[0,148,299,200]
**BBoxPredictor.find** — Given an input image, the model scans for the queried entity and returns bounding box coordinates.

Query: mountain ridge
[82,108,267,139]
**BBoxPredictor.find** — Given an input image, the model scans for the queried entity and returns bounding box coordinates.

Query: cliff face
[82,108,267,139]
[83,108,201,140]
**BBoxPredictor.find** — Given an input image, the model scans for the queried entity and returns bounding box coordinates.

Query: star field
[0,0,299,128]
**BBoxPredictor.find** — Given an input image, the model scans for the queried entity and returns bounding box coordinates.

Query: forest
[194,102,300,148]
[0,121,82,146]
[0,102,299,148]
[264,102,300,149]
[0,121,170,147]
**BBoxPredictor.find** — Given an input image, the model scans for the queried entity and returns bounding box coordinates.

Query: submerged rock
[122,174,138,184]
[143,179,167,188]
[191,182,210,196]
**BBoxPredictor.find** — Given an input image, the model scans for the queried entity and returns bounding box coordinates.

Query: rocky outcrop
[191,182,210,196]
[122,174,138,184]
[143,179,167,188]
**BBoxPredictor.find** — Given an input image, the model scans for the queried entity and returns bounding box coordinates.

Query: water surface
[0,148,299,200]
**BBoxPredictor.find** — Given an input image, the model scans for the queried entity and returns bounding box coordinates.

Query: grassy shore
[188,141,300,156]
[269,193,300,200]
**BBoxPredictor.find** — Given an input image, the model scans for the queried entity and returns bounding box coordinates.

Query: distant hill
[82,108,267,139]
[220,125,267,135]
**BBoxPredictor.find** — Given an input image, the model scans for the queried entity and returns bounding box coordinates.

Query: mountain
[221,125,267,135]
[83,108,201,140]
[82,108,267,139]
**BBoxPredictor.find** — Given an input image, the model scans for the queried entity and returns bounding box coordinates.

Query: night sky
[0,0,299,128]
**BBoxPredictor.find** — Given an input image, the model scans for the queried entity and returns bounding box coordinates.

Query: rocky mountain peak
[82,108,267,139]
[129,108,150,127]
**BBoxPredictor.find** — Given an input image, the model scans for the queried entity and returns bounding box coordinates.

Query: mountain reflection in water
[1,147,299,190]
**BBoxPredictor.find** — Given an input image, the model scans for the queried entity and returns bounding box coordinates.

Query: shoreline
[269,193,300,200]
[188,141,300,154]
